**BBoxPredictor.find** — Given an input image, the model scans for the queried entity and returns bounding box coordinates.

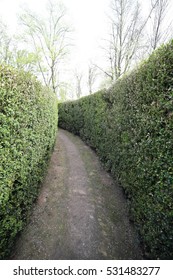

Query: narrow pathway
[11,129,143,260]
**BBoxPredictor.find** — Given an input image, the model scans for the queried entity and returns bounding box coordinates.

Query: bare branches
[87,64,98,94]
[0,20,13,64]
[92,62,114,81]
[74,70,83,99]
[106,0,144,81]
[148,0,171,50]
[97,0,172,84]
[19,0,71,94]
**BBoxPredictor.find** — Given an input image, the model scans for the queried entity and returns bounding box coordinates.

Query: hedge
[59,40,173,259]
[0,65,58,259]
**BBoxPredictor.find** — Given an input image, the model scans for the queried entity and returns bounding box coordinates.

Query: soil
[10,129,143,260]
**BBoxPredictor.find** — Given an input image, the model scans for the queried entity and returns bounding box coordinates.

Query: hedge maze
[59,41,173,259]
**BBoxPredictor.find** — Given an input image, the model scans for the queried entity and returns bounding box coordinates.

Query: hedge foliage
[59,41,173,259]
[0,65,58,259]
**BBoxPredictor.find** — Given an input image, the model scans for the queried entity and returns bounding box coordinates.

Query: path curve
[11,129,143,260]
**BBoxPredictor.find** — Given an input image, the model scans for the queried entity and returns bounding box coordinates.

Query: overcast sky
[1,0,173,66]
[0,0,173,96]
[0,0,110,68]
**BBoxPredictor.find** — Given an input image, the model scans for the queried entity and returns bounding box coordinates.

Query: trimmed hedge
[59,41,173,259]
[0,65,58,259]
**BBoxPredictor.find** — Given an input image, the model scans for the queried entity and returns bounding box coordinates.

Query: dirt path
[11,129,143,260]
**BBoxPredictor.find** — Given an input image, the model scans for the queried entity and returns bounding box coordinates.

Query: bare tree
[0,20,13,64]
[103,0,144,81]
[148,0,171,51]
[97,0,160,82]
[19,0,70,94]
[87,64,97,94]
[74,70,83,99]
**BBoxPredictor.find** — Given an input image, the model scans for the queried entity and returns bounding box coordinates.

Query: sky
[0,0,173,97]
[0,0,111,95]
[0,0,110,67]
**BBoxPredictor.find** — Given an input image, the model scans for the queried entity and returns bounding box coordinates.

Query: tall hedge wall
[59,41,173,259]
[0,65,58,259]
